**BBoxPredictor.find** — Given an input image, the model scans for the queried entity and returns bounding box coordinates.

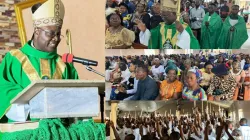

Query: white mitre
[32,0,65,27]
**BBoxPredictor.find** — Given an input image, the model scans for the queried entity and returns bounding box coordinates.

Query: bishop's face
[161,10,176,25]
[34,25,62,52]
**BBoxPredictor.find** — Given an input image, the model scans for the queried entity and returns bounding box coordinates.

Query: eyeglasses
[36,28,64,39]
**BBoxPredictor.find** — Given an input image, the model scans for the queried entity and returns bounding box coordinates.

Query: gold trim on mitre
[161,7,177,13]
[32,0,65,28]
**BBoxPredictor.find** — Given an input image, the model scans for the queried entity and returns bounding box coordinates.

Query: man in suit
[128,65,159,100]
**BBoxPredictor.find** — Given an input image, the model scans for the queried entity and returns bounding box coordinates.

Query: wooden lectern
[0,80,105,132]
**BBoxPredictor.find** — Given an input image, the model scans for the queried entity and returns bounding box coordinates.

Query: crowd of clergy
[105,0,248,49]
[105,53,250,101]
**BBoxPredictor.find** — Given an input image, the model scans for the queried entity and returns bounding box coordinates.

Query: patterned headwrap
[165,64,178,74]
[188,67,202,83]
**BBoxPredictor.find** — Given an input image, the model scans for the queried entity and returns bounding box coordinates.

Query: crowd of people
[106,107,250,140]
[105,53,250,101]
[105,0,248,49]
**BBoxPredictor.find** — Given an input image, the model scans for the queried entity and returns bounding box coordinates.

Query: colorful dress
[160,80,183,100]
[182,86,207,101]
[207,75,237,100]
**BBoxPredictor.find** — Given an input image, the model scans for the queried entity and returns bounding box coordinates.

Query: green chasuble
[0,41,79,121]
[201,12,223,49]
[148,22,200,49]
[217,15,248,49]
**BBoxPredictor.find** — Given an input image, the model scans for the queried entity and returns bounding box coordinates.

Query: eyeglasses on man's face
[36,28,64,39]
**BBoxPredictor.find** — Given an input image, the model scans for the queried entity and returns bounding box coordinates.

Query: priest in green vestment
[201,3,223,49]
[0,0,78,123]
[148,8,200,49]
[217,5,248,49]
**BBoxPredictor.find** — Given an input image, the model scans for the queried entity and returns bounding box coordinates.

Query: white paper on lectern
[6,104,30,122]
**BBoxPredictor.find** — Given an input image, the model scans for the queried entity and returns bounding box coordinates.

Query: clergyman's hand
[205,21,209,26]
[176,21,184,33]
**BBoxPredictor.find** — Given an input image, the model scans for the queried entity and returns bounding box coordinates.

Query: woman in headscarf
[160,64,183,100]
[207,64,237,101]
[230,60,246,100]
[182,67,207,101]
[243,63,250,100]
[200,61,214,92]
[105,13,135,49]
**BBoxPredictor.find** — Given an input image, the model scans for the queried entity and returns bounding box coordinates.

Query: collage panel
[105,49,250,101]
[105,0,250,50]
[106,100,250,140]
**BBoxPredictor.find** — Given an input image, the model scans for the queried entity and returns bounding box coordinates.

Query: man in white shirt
[190,0,205,44]
[239,118,250,140]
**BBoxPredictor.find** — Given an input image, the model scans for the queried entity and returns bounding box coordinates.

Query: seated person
[160,64,183,100]
[126,65,159,100]
[116,62,139,100]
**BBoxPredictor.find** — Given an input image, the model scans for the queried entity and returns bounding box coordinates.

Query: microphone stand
[85,65,105,123]
[85,65,105,77]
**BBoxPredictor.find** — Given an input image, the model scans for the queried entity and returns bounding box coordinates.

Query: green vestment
[148,22,200,49]
[201,13,223,49]
[217,15,248,49]
[0,41,79,121]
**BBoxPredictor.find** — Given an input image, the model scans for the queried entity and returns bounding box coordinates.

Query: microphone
[62,53,98,66]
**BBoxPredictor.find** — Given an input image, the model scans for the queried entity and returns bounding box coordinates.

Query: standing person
[149,8,200,49]
[189,0,205,44]
[129,1,151,44]
[217,5,248,49]
[150,3,163,29]
[0,0,79,122]
[220,0,229,21]
[201,3,223,49]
